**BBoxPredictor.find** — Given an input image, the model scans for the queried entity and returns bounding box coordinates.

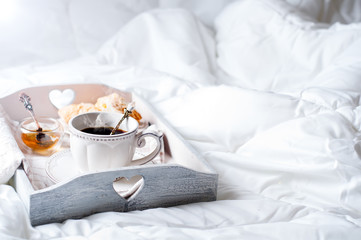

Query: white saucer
[46,149,151,183]
[46,135,159,184]
[46,149,145,198]
[46,149,80,183]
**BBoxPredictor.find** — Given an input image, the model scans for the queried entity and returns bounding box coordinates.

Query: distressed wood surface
[30,165,217,226]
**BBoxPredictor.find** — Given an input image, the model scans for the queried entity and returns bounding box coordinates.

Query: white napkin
[0,104,24,184]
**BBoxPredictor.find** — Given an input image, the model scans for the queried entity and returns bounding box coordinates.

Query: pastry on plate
[58,93,142,123]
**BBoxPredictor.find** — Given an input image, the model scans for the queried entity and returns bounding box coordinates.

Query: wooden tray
[0,84,218,226]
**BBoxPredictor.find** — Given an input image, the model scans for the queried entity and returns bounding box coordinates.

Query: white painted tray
[0,84,218,226]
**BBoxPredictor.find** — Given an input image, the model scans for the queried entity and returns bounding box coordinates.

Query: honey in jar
[21,131,61,154]
[18,117,64,156]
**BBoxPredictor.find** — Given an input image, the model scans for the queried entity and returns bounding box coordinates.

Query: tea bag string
[110,102,135,135]
[19,92,42,131]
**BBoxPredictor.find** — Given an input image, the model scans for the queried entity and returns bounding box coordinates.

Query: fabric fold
[0,104,24,184]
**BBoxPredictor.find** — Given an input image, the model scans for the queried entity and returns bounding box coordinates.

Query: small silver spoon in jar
[19,93,51,143]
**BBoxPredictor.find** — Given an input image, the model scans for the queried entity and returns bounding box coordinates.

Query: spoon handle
[110,102,135,135]
[19,93,42,131]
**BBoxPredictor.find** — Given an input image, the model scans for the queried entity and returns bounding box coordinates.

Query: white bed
[1,0,361,239]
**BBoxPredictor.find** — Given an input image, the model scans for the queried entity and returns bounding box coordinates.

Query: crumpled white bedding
[1,0,361,239]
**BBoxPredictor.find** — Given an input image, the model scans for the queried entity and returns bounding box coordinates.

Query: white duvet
[1,0,361,239]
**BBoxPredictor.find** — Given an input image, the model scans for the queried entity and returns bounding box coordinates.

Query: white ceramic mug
[68,112,163,172]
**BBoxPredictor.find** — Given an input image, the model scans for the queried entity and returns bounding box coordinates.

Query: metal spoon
[19,93,51,143]
[110,102,135,135]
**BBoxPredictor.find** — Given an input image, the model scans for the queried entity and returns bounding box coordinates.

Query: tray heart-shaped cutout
[49,89,75,109]
[113,175,144,200]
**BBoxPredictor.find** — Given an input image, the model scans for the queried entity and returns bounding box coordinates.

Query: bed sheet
[1,0,361,239]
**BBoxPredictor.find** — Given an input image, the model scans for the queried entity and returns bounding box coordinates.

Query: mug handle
[128,126,163,166]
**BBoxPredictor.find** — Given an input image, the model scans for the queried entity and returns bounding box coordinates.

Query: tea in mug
[81,127,127,135]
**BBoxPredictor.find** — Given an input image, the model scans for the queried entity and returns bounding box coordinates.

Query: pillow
[285,0,361,24]
[96,8,218,85]
[0,0,79,68]
[215,0,361,95]
[68,0,159,54]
